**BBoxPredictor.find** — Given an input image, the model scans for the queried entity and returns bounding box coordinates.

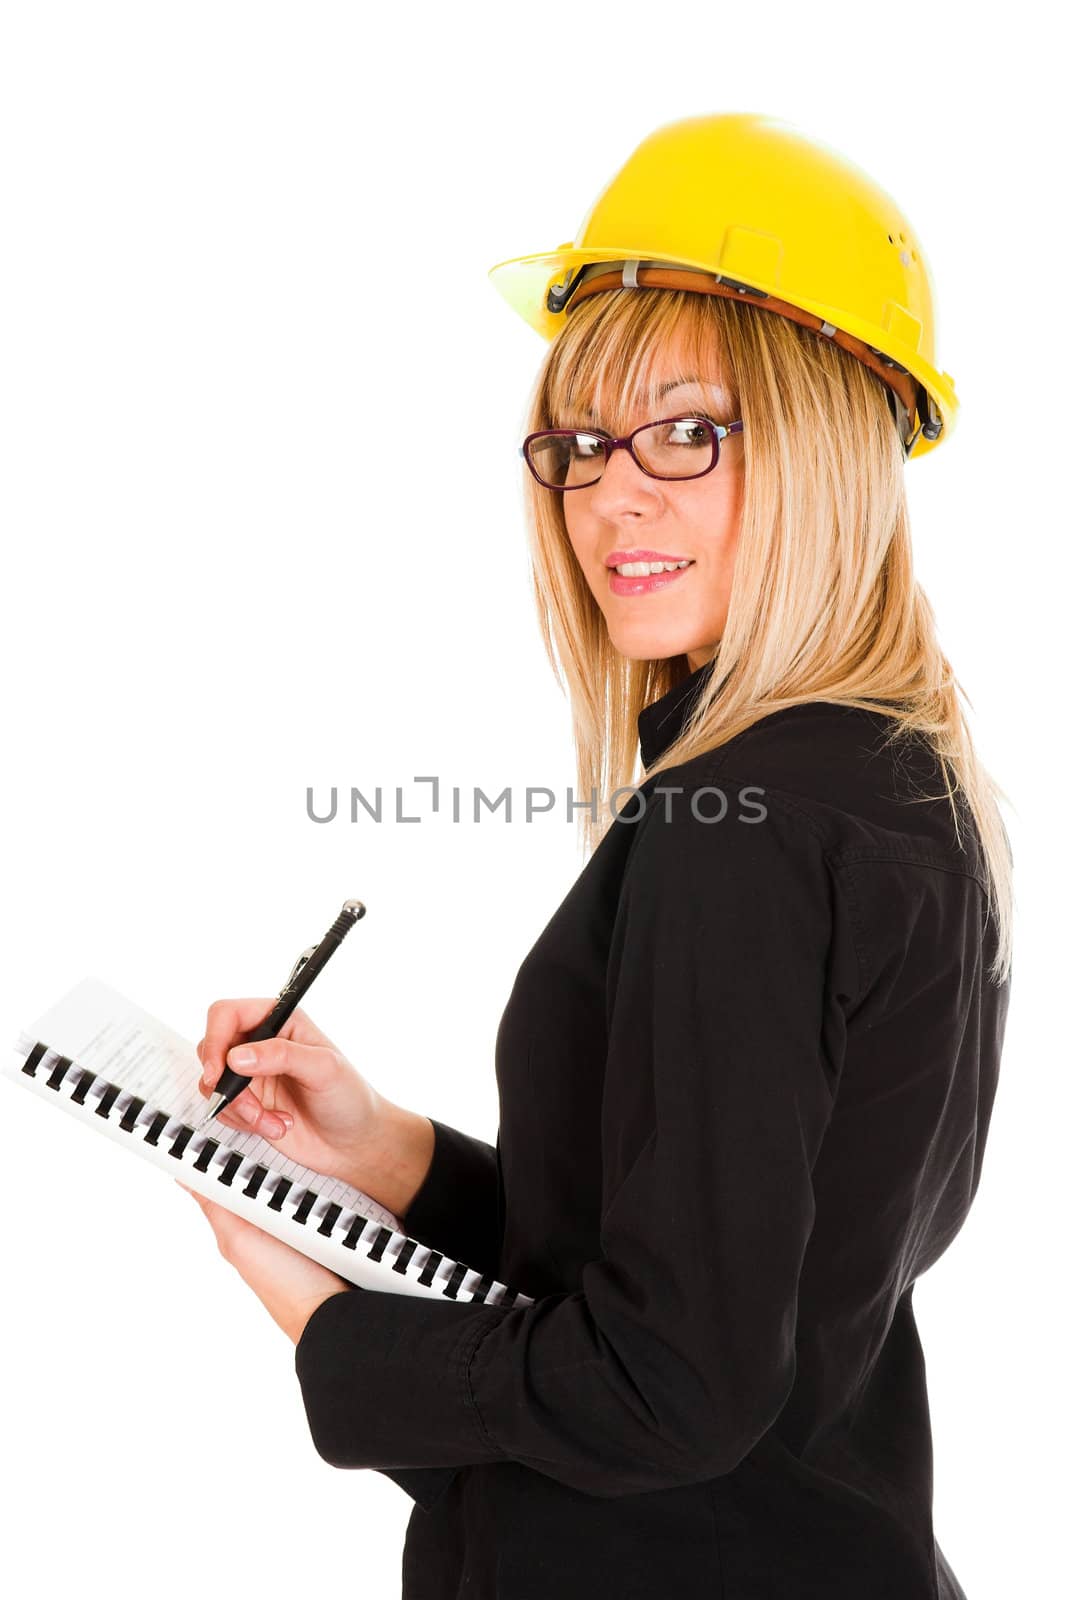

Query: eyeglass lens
[527,417,719,489]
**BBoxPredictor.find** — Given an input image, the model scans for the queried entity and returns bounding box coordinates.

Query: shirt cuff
[300,1289,472,1511]
[294,1279,509,1479]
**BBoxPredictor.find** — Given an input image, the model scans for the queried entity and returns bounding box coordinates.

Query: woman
[185,114,1013,1598]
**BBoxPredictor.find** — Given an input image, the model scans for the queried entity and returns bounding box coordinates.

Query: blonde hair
[520,286,1014,985]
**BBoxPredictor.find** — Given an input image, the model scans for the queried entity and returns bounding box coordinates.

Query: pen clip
[279,943,317,998]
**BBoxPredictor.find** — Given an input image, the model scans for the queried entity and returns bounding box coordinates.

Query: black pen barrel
[203,900,365,1115]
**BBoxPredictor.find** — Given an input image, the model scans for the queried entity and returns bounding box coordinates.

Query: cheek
[563,504,597,571]
[678,473,743,552]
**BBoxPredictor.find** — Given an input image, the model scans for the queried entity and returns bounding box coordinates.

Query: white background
[0,4,1059,1595]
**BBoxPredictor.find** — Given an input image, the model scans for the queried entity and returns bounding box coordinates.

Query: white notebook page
[17,975,403,1226]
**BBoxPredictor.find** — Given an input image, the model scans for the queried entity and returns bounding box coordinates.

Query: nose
[584,441,663,516]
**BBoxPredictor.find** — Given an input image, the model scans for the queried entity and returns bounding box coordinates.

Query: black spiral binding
[17,1037,527,1310]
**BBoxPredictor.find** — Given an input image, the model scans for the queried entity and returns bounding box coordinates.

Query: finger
[204,1037,342,1096]
[176,1181,218,1224]
[205,1092,292,1142]
[176,1182,253,1258]
[198,1000,335,1079]
[223,1099,294,1135]
[198,997,277,1079]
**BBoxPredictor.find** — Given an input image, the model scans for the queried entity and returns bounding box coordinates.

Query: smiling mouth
[607,561,697,596]
[608,558,695,576]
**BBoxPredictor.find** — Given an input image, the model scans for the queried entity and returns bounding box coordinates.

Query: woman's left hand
[177,1181,351,1344]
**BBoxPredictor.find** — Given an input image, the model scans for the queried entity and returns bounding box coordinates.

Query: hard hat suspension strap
[552,260,927,455]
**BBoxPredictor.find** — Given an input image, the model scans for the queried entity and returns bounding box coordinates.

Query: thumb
[203,1035,339,1092]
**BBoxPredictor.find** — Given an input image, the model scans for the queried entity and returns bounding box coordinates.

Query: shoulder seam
[835,850,991,898]
[643,765,979,881]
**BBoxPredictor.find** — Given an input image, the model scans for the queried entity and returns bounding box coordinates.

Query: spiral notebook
[6,976,533,1309]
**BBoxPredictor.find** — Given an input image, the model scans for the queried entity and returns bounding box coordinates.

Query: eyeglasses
[521,414,744,492]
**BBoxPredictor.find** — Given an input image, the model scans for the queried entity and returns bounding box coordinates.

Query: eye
[669,416,714,445]
[572,433,606,460]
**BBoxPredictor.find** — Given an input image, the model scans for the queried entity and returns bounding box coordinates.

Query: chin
[606,625,701,664]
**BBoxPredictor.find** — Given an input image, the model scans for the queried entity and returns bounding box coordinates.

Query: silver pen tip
[196,1092,226,1130]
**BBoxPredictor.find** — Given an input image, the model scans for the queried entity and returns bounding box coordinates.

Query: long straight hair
[519,286,1013,985]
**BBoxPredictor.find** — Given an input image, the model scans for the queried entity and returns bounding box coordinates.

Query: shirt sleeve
[294,783,845,1499]
[400,1116,505,1282]
[367,1116,504,1509]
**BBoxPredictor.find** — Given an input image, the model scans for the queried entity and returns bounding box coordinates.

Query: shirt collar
[637,657,719,768]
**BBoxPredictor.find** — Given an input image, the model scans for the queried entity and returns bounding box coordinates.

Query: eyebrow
[647,375,711,400]
[577,376,730,427]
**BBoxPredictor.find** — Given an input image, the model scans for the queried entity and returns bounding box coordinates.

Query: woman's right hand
[196,998,389,1191]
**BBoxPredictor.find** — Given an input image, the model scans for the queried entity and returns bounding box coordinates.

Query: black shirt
[294,659,1009,1599]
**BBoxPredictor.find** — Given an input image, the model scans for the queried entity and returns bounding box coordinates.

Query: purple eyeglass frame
[520,414,745,491]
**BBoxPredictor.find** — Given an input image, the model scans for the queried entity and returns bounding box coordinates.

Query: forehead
[568,371,732,429]
[632,373,728,408]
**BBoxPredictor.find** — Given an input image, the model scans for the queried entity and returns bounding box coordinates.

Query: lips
[607,562,695,597]
[605,548,692,567]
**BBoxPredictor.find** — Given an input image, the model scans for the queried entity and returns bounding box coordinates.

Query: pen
[194,898,366,1130]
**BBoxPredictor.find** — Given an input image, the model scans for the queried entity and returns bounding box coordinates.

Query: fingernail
[228,1046,256,1068]
[264,1116,286,1139]
[279,1112,294,1131]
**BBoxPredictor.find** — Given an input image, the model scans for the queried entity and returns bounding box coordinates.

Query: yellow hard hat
[488,113,957,460]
